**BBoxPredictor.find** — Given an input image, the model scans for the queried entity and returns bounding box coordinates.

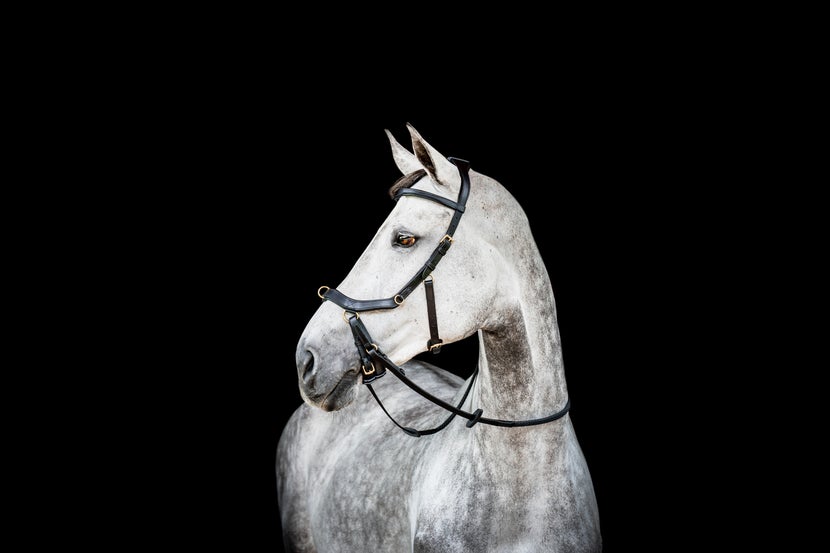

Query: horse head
[295,124,517,411]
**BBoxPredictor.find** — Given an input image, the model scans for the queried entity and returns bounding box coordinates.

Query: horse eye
[396,233,416,247]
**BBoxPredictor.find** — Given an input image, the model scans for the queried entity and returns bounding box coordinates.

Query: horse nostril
[302,351,316,385]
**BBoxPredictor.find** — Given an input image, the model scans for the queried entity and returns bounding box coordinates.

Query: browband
[321,157,471,312]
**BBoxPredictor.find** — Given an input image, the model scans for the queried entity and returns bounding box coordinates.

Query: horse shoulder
[411,421,602,552]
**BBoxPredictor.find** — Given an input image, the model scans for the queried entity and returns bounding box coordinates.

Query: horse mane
[388,169,427,199]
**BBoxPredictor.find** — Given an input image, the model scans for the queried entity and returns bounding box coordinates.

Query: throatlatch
[317,158,570,437]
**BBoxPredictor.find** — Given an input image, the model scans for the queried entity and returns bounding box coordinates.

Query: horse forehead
[387,195,453,227]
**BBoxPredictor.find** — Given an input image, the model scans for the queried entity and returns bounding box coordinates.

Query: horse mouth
[319,368,359,411]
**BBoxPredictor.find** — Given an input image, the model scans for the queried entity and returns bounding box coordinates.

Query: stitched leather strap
[326,288,399,312]
[424,277,442,353]
[394,188,466,212]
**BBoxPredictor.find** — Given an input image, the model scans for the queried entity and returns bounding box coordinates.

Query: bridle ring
[343,310,359,322]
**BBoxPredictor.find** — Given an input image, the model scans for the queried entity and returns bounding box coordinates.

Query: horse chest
[409,428,570,549]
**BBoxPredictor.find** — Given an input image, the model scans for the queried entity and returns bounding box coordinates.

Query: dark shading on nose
[301,350,315,386]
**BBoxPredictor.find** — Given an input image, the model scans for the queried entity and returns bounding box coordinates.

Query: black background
[38,18,806,550]
[146,80,745,551]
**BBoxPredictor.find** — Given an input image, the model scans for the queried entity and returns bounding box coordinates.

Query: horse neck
[473,245,568,420]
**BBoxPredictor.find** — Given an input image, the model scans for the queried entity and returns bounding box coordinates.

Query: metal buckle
[343,311,359,323]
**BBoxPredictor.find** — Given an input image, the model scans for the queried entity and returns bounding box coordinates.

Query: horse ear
[406,123,461,189]
[384,129,421,175]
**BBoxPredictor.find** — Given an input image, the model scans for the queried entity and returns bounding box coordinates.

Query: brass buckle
[362,343,378,374]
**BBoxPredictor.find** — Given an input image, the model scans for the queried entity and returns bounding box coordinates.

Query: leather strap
[367,346,571,433]
[321,157,471,313]
[347,314,387,383]
[424,277,442,353]
[366,365,477,437]
[394,188,466,212]
[325,288,399,312]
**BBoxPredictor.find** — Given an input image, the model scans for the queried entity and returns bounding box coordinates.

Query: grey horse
[277,124,601,552]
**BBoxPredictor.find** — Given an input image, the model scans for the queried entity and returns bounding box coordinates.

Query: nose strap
[324,288,400,312]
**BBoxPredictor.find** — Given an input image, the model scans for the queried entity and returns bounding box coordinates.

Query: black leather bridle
[318,157,570,437]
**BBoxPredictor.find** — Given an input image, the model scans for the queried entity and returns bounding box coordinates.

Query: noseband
[318,157,570,437]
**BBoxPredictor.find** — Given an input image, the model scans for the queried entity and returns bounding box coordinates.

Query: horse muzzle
[297,348,361,411]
